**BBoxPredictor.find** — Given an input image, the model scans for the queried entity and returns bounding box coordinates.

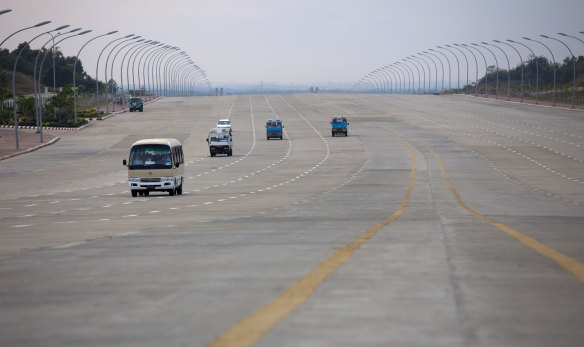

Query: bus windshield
[129,144,172,170]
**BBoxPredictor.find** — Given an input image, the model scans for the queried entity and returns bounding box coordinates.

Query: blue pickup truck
[266,119,283,140]
[331,116,349,136]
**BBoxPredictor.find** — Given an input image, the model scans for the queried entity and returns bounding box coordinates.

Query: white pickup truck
[216,119,232,135]
[206,128,233,157]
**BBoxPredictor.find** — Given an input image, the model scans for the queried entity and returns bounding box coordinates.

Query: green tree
[16,95,35,123]
[107,79,118,94]
[0,85,11,110]
[47,84,74,123]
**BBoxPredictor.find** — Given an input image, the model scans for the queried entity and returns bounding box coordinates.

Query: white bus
[123,138,184,197]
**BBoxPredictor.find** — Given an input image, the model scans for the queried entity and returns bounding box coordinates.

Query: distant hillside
[0,68,48,95]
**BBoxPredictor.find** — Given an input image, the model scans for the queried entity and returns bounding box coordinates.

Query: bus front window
[129,145,172,169]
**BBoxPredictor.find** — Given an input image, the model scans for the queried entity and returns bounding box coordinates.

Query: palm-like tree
[47,85,74,123]
[16,96,35,123]
[0,86,11,110]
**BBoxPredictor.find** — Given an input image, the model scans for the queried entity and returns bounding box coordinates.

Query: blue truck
[266,119,283,140]
[331,116,349,136]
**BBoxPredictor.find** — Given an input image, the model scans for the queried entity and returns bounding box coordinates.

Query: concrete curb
[459,94,584,113]
[0,97,162,132]
[0,135,60,161]
[0,124,82,131]
[0,97,161,160]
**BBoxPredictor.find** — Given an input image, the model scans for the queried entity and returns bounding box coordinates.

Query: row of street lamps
[1,8,212,149]
[352,32,584,110]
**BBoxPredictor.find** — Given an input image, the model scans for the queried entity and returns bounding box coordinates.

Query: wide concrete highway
[1,94,583,346]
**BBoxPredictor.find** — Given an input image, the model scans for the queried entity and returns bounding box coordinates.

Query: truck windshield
[332,118,346,124]
[210,135,229,142]
[267,122,281,127]
[129,144,172,169]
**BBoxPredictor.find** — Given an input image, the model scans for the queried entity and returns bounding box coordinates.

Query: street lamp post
[136,42,160,98]
[404,58,421,93]
[161,50,183,96]
[457,44,479,96]
[36,29,89,142]
[130,41,155,97]
[424,51,444,93]
[366,72,380,93]
[473,43,499,99]
[393,63,410,94]
[11,22,55,150]
[450,44,469,94]
[397,62,415,94]
[116,38,144,109]
[443,45,460,92]
[495,39,524,102]
[485,41,511,101]
[174,58,196,96]
[508,39,537,103]
[125,40,152,97]
[104,35,139,112]
[33,27,70,133]
[388,65,403,94]
[409,56,427,94]
[464,44,488,97]
[172,55,191,96]
[153,47,176,97]
[73,31,118,123]
[545,34,576,109]
[430,48,450,92]
[144,44,167,100]
[374,69,389,93]
[419,53,437,93]
[415,54,432,94]
[163,52,187,96]
[0,20,50,48]
[379,66,394,94]
[96,34,132,115]
[383,66,401,94]
[186,70,205,96]
[166,55,187,96]
[524,36,556,106]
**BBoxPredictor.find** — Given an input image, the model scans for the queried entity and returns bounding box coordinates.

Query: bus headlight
[161,177,173,182]
[129,177,140,183]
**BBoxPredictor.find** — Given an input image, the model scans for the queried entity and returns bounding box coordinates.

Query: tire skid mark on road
[419,108,584,164]
[207,131,414,347]
[353,95,583,205]
[411,113,584,201]
[406,133,584,284]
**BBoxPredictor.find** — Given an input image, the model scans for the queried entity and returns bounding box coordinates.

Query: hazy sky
[1,0,583,86]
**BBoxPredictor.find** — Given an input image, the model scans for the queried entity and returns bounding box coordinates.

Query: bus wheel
[131,190,137,197]
[177,184,183,195]
[169,189,175,196]
[144,191,149,196]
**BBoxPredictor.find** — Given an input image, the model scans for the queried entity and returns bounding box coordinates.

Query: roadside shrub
[0,109,12,124]
[80,108,100,117]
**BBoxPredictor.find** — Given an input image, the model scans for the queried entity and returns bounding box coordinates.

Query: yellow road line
[414,138,584,283]
[207,134,416,347]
